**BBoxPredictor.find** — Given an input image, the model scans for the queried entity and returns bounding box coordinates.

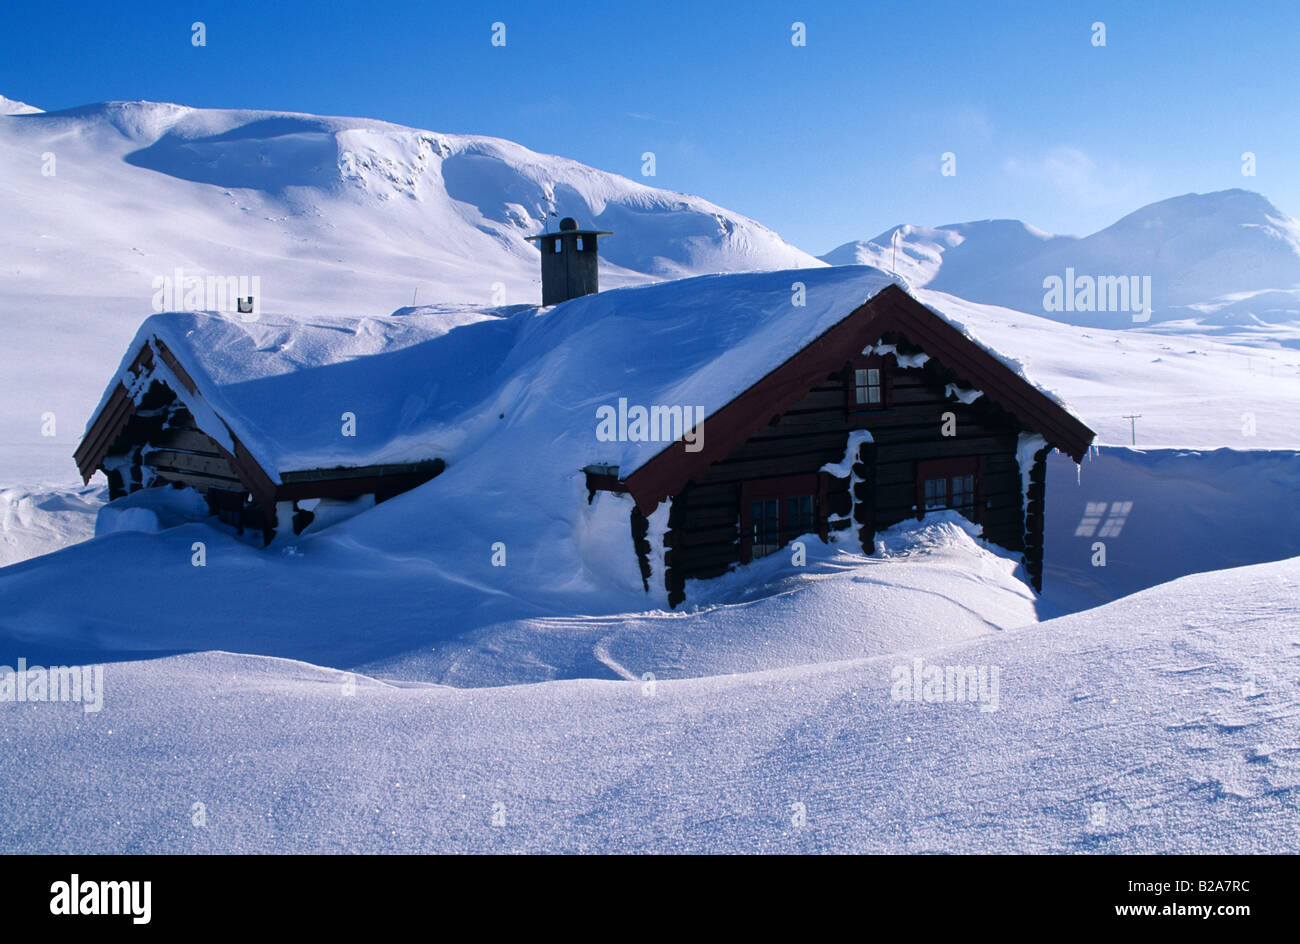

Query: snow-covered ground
[3,93,1299,854]
[0,484,104,569]
[0,510,1034,685]
[1044,446,1300,614]
[3,549,1296,853]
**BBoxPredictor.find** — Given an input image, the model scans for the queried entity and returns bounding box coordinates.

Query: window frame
[739,473,829,563]
[846,353,891,415]
[915,456,983,523]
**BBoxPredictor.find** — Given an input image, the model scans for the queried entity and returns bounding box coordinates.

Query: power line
[1122,414,1142,445]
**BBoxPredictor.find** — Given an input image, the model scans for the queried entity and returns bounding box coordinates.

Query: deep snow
[2,551,1296,853]
[3,92,1299,855]
[1042,446,1300,614]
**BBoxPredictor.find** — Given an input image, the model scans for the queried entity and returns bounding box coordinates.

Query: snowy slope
[821,219,1072,296]
[0,95,41,115]
[2,551,1296,853]
[1043,447,1300,614]
[0,484,103,568]
[823,190,1300,327]
[1,99,819,308]
[0,97,821,485]
[913,288,1300,450]
[0,510,1035,687]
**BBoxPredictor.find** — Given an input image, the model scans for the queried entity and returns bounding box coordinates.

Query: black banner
[0,854,1284,932]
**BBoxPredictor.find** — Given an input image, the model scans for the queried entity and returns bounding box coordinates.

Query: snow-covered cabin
[76,262,1092,603]
[73,310,471,542]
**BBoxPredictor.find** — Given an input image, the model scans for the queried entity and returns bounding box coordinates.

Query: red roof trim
[623,284,1094,514]
[73,337,280,508]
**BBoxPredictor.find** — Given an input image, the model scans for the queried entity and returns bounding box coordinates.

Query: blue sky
[4,0,1297,252]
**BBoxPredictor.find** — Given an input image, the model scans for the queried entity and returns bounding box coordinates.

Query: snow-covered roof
[87,265,1083,483]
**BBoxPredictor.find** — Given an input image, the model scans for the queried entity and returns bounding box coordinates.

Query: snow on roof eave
[79,312,284,487]
[620,281,1095,511]
[911,291,1094,434]
[147,316,288,484]
[913,297,1093,430]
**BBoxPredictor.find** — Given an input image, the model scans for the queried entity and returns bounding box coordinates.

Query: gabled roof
[623,283,1095,514]
[76,306,500,483]
[74,337,280,507]
[76,268,1093,514]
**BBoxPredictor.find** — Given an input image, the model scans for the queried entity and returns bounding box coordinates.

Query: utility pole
[1122,414,1142,445]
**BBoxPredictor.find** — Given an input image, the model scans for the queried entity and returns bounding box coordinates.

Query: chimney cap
[525,220,612,242]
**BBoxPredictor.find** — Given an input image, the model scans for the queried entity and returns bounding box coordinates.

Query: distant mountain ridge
[0,97,821,321]
[821,190,1300,327]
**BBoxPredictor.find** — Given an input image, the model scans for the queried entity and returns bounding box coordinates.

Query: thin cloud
[1003,146,1150,215]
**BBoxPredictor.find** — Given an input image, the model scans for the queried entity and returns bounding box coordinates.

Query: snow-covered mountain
[822,190,1300,327]
[0,96,821,483]
[1,97,820,312]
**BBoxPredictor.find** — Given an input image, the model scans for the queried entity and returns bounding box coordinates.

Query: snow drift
[1,551,1295,853]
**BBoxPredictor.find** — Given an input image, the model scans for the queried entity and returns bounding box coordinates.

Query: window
[950,474,975,515]
[855,368,882,406]
[576,236,584,251]
[847,355,889,413]
[554,238,562,253]
[741,475,827,562]
[750,498,781,559]
[916,459,981,522]
[786,494,815,537]
[748,494,814,559]
[923,476,947,510]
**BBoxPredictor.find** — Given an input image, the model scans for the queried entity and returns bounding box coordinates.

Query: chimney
[525,217,612,306]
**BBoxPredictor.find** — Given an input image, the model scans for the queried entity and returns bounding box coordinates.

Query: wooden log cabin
[74,224,1090,608]
[587,283,1095,608]
[74,321,446,544]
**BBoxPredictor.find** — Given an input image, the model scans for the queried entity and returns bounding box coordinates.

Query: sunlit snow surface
[2,99,1299,853]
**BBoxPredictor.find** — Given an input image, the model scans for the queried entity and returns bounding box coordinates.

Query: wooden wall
[100,379,445,544]
[661,331,1040,607]
[103,384,246,501]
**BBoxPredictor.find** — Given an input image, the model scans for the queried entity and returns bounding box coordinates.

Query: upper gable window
[847,354,889,412]
[855,368,882,406]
